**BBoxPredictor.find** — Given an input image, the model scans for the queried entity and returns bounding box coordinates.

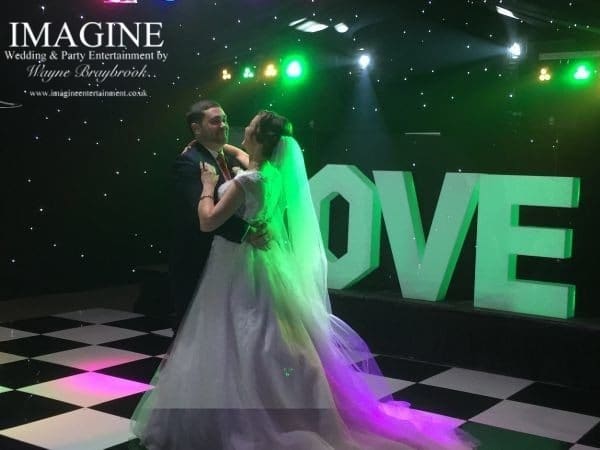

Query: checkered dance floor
[0,308,598,449]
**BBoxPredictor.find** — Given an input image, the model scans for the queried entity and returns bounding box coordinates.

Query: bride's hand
[200,162,218,186]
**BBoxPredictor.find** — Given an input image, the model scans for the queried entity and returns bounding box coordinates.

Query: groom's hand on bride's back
[245,222,271,250]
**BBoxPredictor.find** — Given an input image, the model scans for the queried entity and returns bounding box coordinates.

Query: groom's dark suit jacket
[168,142,247,332]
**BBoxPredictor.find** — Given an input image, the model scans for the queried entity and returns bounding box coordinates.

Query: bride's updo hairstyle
[254,110,293,160]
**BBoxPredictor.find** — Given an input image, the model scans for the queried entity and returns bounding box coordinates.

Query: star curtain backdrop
[1,0,599,317]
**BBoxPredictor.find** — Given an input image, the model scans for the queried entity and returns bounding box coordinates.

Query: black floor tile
[96,357,162,384]
[509,382,600,417]
[374,355,449,382]
[105,317,172,332]
[0,359,85,389]
[0,391,78,430]
[460,422,571,450]
[0,435,47,450]
[101,334,171,356]
[392,384,501,420]
[91,392,146,419]
[2,317,88,334]
[0,308,597,450]
[578,421,600,448]
[0,335,88,358]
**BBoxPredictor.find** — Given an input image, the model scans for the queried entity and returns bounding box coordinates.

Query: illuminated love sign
[309,165,580,319]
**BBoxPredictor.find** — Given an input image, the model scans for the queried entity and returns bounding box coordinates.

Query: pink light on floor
[22,372,153,407]
[72,354,148,371]
[67,372,151,399]
[19,372,152,408]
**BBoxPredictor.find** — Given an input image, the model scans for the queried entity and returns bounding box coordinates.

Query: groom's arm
[223,144,249,169]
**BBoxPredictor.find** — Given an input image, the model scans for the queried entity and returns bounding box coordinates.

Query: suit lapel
[188,143,212,164]
[190,143,228,186]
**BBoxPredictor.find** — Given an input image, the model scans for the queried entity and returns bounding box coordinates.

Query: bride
[131,111,476,449]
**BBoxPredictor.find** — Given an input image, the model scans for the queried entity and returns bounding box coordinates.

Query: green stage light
[281,54,308,83]
[286,60,303,78]
[242,66,255,79]
[574,64,591,80]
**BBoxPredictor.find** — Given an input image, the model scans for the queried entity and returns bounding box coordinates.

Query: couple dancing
[131,100,476,449]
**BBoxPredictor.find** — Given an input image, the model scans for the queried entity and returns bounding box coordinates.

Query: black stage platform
[133,266,600,391]
[329,290,600,392]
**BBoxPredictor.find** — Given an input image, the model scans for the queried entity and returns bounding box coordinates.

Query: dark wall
[1,0,598,317]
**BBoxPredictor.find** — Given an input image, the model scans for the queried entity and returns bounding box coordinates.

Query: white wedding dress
[131,139,476,450]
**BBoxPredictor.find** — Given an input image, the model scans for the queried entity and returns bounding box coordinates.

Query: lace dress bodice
[217,165,283,227]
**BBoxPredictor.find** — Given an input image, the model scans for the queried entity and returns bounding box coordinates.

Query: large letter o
[309,165,381,289]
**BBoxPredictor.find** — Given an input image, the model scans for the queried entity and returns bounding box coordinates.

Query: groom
[169,100,252,333]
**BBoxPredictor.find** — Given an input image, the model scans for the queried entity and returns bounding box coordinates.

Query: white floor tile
[420,367,533,399]
[33,345,150,371]
[18,372,152,407]
[471,400,600,443]
[151,328,174,338]
[0,352,26,364]
[44,324,147,345]
[0,326,37,342]
[360,373,414,400]
[0,408,135,450]
[570,444,600,450]
[52,308,143,324]
[0,386,12,394]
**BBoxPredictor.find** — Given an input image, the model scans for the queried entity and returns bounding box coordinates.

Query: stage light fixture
[242,67,255,79]
[358,53,371,69]
[281,54,308,83]
[538,67,551,82]
[508,42,522,59]
[539,69,551,81]
[264,63,278,78]
[573,64,592,80]
[221,69,232,80]
[334,23,349,33]
[285,60,303,78]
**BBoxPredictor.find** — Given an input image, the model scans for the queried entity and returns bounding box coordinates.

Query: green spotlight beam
[574,64,591,80]
[286,60,303,78]
[281,53,308,83]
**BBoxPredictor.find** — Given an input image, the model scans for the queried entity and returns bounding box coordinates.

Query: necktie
[216,152,232,181]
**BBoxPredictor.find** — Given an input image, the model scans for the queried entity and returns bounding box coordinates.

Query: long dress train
[131,140,476,450]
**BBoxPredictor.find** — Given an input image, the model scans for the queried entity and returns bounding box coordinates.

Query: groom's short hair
[186,100,222,132]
